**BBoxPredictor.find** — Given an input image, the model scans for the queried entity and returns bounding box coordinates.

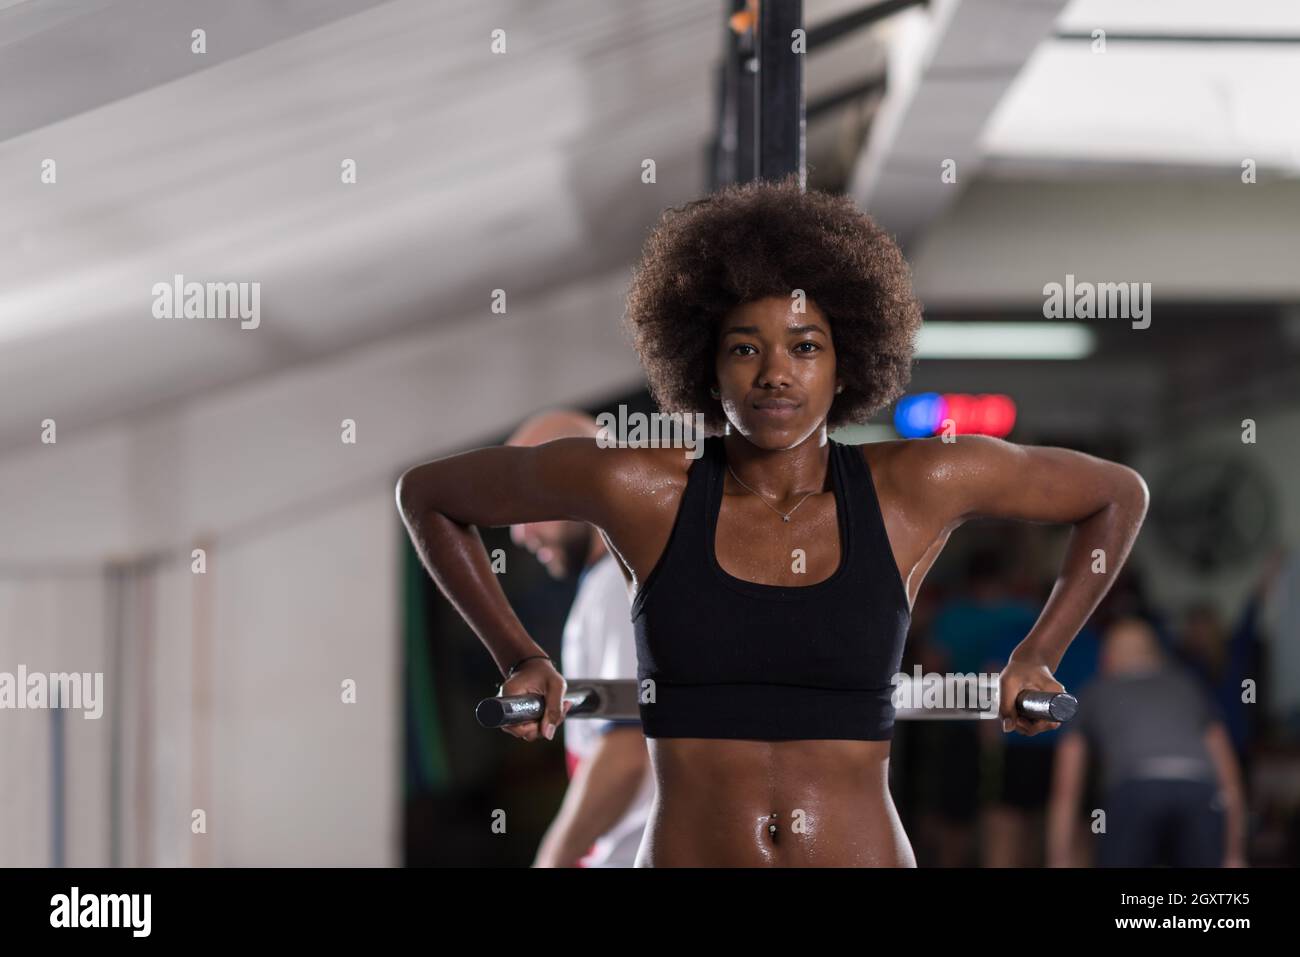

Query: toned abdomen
[636,738,916,867]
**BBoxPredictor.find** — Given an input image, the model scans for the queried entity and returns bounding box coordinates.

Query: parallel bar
[758,0,804,185]
[735,11,759,184]
[710,0,756,189]
[475,678,1078,727]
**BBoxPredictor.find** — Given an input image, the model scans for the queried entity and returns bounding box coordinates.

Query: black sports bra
[631,436,912,741]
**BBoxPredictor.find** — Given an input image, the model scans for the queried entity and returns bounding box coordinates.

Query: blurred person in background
[1173,553,1280,778]
[1089,566,1167,645]
[889,583,948,866]
[1047,617,1246,867]
[506,411,653,867]
[981,576,1101,868]
[1260,546,1300,739]
[926,548,1038,866]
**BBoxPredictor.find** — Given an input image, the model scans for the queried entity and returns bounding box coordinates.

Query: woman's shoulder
[845,436,966,519]
[844,435,916,479]
[854,433,1024,487]
[593,438,701,495]
[510,435,694,504]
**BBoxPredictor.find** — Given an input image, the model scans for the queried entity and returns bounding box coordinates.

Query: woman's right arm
[394,438,621,741]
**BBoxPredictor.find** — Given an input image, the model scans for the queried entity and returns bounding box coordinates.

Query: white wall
[0,268,643,865]
[0,500,399,867]
[209,494,399,866]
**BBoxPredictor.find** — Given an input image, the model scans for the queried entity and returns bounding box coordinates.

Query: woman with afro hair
[397,175,1149,866]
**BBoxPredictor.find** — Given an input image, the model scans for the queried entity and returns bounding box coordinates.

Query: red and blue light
[893,393,1017,438]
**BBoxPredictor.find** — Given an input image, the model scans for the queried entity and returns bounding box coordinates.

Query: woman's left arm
[912,434,1150,734]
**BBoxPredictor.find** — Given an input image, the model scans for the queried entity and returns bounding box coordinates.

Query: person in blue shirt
[980,599,1100,866]
[927,548,1043,866]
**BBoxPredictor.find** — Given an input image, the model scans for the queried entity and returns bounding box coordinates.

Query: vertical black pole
[758,0,805,188]
[734,1,759,184]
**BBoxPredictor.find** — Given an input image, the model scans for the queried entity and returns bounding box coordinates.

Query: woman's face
[714,295,839,449]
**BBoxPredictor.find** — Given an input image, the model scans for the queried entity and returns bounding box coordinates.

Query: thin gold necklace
[725,464,820,523]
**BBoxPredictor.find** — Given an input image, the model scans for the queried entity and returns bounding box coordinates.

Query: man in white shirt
[506,410,653,868]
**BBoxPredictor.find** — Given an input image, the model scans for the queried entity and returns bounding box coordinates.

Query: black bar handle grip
[475,689,597,729]
[1015,690,1078,723]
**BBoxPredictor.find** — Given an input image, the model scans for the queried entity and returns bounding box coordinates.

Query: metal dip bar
[475,676,1078,729]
